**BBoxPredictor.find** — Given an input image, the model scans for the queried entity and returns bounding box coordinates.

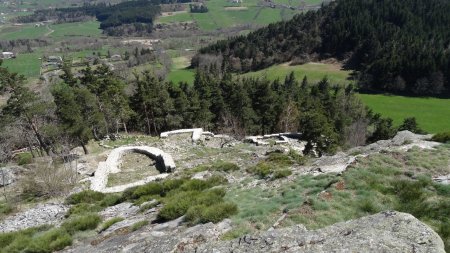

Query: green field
[166,56,195,84]
[0,20,101,41]
[358,94,450,133]
[241,62,352,85]
[48,21,102,40]
[158,0,300,30]
[0,24,48,40]
[2,51,41,78]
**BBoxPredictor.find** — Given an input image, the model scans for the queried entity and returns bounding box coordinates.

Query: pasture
[157,0,301,30]
[240,62,353,85]
[358,94,450,133]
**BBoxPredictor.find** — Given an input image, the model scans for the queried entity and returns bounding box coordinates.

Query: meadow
[240,62,352,85]
[358,94,450,133]
[157,0,300,30]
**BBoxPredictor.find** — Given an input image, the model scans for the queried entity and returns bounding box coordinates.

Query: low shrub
[0,225,71,252]
[99,217,124,232]
[186,202,238,224]
[100,194,122,207]
[432,132,450,143]
[66,203,103,218]
[27,228,72,252]
[138,201,159,213]
[158,191,199,221]
[211,161,240,172]
[0,202,13,216]
[16,152,32,165]
[61,213,101,235]
[131,220,149,231]
[266,153,294,166]
[273,169,292,179]
[247,162,273,179]
[21,163,78,198]
[65,190,105,205]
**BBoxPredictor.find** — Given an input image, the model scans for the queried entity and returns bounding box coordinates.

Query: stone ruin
[90,146,176,193]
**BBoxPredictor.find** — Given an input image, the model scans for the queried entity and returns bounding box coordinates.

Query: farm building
[1,52,15,59]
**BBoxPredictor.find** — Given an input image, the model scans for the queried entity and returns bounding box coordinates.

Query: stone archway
[91,146,176,193]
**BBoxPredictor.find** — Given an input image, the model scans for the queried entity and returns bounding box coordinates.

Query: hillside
[0,130,450,252]
[196,0,450,96]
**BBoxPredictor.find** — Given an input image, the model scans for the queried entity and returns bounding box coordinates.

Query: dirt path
[44,25,54,37]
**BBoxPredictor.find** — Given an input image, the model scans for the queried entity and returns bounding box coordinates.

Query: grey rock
[100,202,139,220]
[197,211,444,253]
[0,203,68,232]
[62,212,443,253]
[0,166,23,186]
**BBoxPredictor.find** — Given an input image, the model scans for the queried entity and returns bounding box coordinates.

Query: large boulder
[197,211,444,253]
[0,203,68,233]
[0,166,24,187]
[63,211,444,253]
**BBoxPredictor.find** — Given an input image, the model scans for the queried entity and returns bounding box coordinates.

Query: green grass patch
[432,132,450,143]
[15,152,33,165]
[61,213,101,235]
[0,24,47,40]
[240,62,352,85]
[48,21,102,40]
[358,94,450,133]
[227,146,450,250]
[99,217,124,232]
[2,51,41,79]
[131,220,149,231]
[0,226,72,253]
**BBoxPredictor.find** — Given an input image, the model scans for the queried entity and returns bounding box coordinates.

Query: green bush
[0,202,13,216]
[186,202,238,224]
[138,201,159,213]
[66,203,103,218]
[158,191,199,221]
[131,220,149,231]
[16,152,33,165]
[247,162,273,179]
[273,169,292,179]
[0,225,71,253]
[99,217,124,232]
[61,213,101,234]
[288,149,306,164]
[65,190,105,205]
[100,194,122,207]
[266,153,293,166]
[200,202,238,223]
[211,161,240,172]
[27,228,72,252]
[432,132,450,143]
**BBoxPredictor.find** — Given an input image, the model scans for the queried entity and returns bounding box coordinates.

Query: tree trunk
[81,142,89,155]
[28,118,51,156]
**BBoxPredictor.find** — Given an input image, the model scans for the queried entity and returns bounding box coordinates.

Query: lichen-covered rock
[0,203,68,232]
[0,166,23,186]
[62,211,444,253]
[197,211,444,253]
[99,202,139,220]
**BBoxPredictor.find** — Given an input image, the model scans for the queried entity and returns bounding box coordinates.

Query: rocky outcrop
[90,146,175,193]
[62,211,444,253]
[197,211,445,253]
[0,166,24,186]
[0,203,68,233]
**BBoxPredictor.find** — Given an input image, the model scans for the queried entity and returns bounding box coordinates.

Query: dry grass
[107,153,161,187]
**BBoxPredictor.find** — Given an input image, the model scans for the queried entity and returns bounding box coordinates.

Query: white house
[1,52,15,59]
